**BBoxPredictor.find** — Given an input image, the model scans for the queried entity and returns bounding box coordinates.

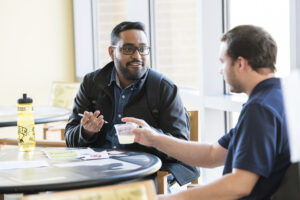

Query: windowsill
[204,94,247,112]
[179,87,248,112]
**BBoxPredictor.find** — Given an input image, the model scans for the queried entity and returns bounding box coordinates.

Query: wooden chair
[43,82,80,140]
[157,109,200,194]
[21,180,156,200]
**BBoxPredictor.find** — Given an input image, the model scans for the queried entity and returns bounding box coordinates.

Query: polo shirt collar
[249,77,280,98]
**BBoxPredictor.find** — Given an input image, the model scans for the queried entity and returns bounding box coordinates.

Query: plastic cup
[114,123,137,144]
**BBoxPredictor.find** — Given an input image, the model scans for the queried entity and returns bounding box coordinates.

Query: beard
[229,83,243,93]
[114,58,148,81]
[226,74,243,93]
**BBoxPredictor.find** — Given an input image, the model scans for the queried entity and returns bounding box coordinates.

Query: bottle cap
[18,93,33,104]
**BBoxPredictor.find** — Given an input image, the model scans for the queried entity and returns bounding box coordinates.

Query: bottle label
[17,105,33,112]
[18,124,35,145]
[17,102,35,151]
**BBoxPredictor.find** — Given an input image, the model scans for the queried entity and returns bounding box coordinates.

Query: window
[154,0,200,89]
[94,0,128,67]
[92,0,150,69]
[226,0,291,129]
[228,0,290,78]
[91,0,201,89]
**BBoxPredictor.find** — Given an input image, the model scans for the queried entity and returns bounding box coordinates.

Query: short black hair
[111,21,146,45]
[221,25,277,72]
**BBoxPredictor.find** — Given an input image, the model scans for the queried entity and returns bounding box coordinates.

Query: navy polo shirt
[218,78,290,200]
[102,68,139,149]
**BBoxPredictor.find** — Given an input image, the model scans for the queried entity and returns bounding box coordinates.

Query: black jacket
[65,61,199,185]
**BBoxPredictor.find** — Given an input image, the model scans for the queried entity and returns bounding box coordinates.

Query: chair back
[271,162,300,200]
[49,82,80,110]
[43,82,80,140]
[21,180,156,200]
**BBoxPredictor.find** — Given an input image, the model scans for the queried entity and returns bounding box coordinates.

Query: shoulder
[83,62,114,84]
[245,93,284,121]
[247,78,284,119]
[147,69,177,90]
[82,69,99,82]
[241,103,275,121]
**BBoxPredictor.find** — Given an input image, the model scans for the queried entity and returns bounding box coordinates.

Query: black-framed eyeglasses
[112,44,150,56]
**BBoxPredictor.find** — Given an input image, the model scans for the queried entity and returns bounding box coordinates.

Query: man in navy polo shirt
[123,25,291,200]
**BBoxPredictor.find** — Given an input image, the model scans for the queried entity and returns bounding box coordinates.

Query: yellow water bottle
[17,93,36,152]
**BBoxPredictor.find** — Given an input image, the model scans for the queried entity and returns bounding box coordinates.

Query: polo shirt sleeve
[218,128,235,149]
[232,103,277,178]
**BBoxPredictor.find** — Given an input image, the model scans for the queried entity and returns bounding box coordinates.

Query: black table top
[0,147,162,194]
[0,106,70,127]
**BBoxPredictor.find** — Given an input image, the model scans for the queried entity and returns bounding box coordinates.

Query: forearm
[152,134,221,168]
[65,122,81,147]
[65,121,96,147]
[159,172,257,200]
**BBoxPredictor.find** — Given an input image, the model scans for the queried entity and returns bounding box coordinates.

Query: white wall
[0,0,75,138]
[0,0,75,106]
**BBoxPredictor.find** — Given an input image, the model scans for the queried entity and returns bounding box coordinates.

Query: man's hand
[81,110,105,139]
[122,117,159,147]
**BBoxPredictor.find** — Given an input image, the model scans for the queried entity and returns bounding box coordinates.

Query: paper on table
[0,160,49,170]
[81,150,109,160]
[44,148,96,159]
[45,150,78,159]
[282,69,300,162]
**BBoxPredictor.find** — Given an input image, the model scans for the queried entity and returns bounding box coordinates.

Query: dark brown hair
[111,21,146,45]
[221,25,277,72]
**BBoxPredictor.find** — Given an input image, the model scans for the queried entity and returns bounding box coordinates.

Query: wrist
[151,133,162,149]
[82,127,97,140]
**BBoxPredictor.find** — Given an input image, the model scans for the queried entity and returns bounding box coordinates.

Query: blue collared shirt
[102,67,139,149]
[218,78,290,199]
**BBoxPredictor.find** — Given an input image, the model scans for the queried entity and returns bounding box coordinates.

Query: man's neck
[244,70,275,96]
[116,73,134,89]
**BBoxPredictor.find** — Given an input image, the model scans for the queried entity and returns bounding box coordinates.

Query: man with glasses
[65,21,199,187]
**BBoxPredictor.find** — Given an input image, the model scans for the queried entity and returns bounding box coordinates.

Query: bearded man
[65,21,199,188]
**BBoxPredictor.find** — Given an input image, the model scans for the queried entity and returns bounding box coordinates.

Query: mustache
[126,59,144,67]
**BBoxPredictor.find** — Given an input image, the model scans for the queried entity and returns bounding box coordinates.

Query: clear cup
[114,123,138,144]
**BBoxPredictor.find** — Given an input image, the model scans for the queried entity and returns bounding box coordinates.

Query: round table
[0,147,162,194]
[0,106,70,127]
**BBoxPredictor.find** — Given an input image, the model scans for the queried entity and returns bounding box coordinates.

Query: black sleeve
[158,78,189,141]
[64,73,99,147]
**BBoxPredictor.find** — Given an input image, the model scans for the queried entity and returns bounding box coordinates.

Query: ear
[108,46,115,60]
[237,56,249,72]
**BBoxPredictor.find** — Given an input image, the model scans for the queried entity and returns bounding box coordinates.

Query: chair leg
[157,171,169,194]
[43,128,47,140]
[187,177,200,189]
[61,129,65,140]
[192,177,199,184]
